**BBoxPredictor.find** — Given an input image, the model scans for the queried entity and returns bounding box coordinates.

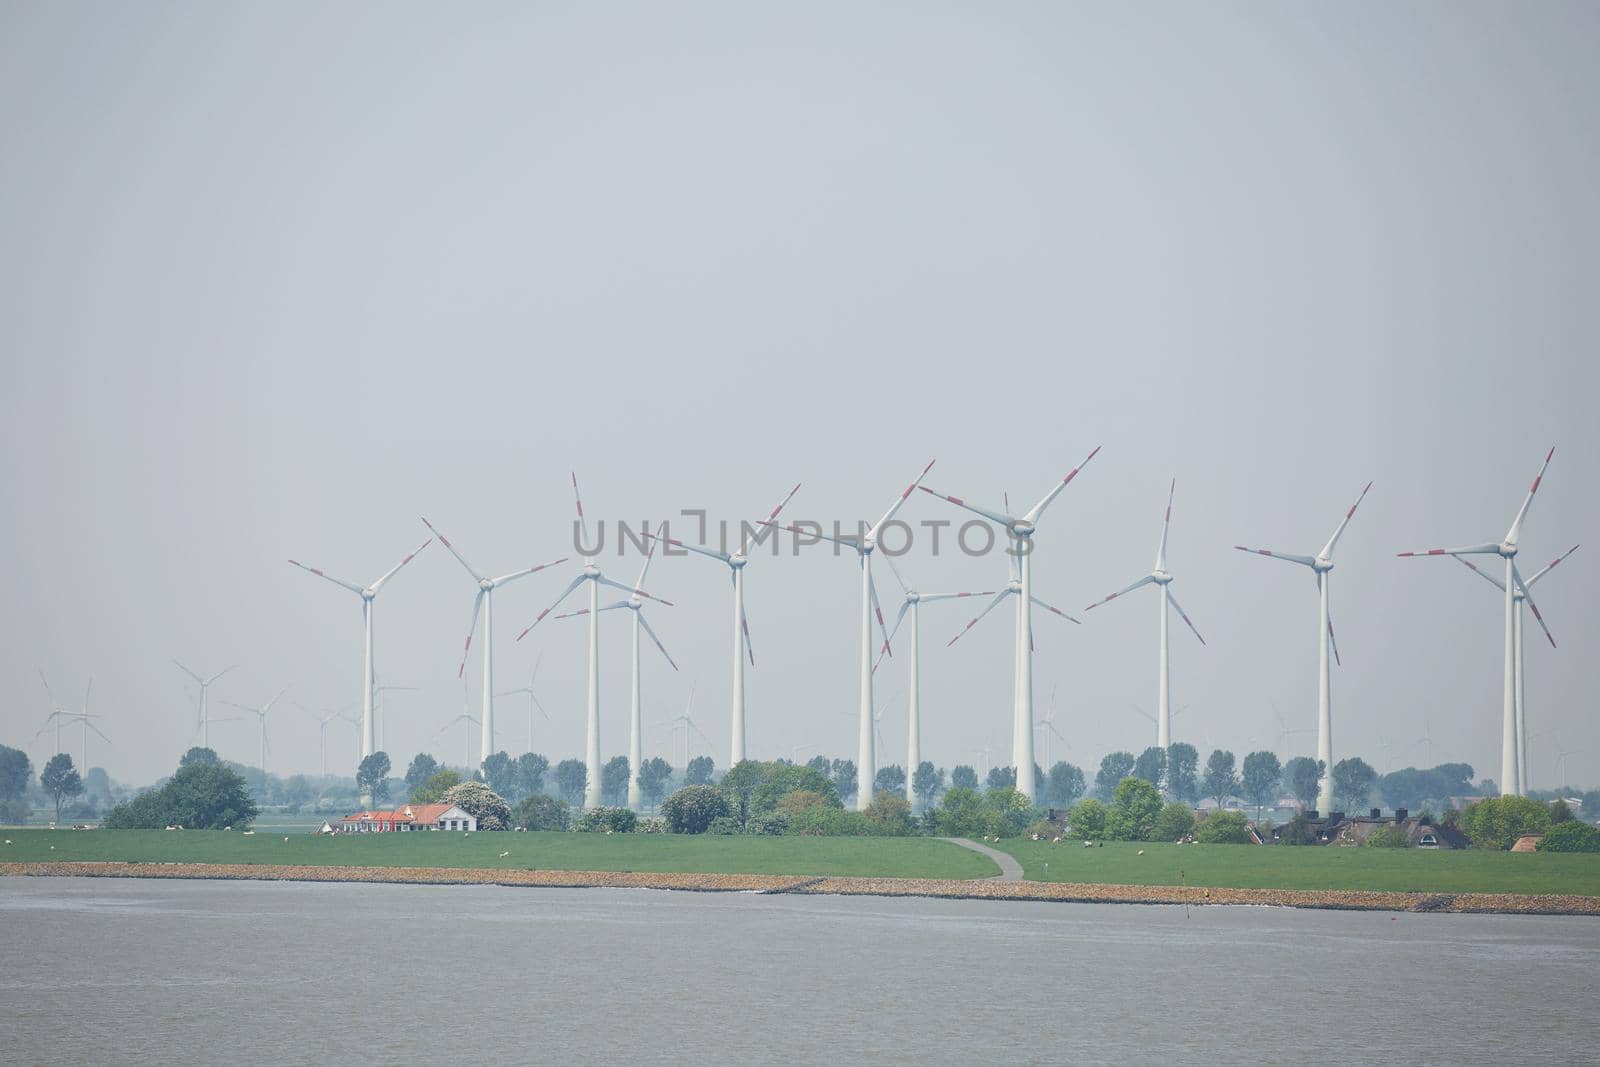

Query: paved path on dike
[943,837,1024,881]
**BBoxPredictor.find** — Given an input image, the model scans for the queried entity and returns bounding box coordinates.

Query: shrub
[440,781,512,830]
[933,787,992,838]
[103,763,258,830]
[577,806,637,832]
[1535,821,1600,853]
[778,789,829,815]
[1365,824,1411,848]
[511,793,570,832]
[1549,799,1575,824]
[983,786,1036,838]
[788,807,881,836]
[1106,778,1162,841]
[1152,802,1196,842]
[706,815,742,835]
[1462,795,1551,850]
[745,811,790,836]
[411,769,463,804]
[1195,809,1253,844]
[864,793,915,836]
[1277,813,1315,845]
[636,817,667,833]
[1068,798,1108,839]
[662,785,731,834]
[1025,819,1059,840]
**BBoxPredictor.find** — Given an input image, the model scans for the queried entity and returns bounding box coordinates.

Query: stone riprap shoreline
[4,862,1597,915]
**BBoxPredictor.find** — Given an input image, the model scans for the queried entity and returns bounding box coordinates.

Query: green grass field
[0,829,999,880]
[996,840,1600,896]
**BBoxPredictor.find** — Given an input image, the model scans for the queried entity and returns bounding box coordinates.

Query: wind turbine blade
[598,574,673,605]
[918,590,997,604]
[632,523,660,590]
[286,559,366,595]
[1155,478,1175,570]
[761,520,860,551]
[570,472,591,550]
[264,686,291,712]
[532,693,551,720]
[739,482,803,557]
[86,719,112,744]
[1234,545,1317,567]
[1396,543,1501,558]
[1524,543,1580,588]
[516,572,587,640]
[1512,563,1557,647]
[638,613,680,671]
[1327,614,1342,667]
[1024,445,1101,524]
[1164,590,1206,645]
[948,589,1015,647]
[879,549,911,596]
[874,598,915,672]
[205,664,239,686]
[555,601,630,618]
[458,589,485,678]
[420,518,485,581]
[82,676,93,713]
[368,537,433,594]
[1505,447,1555,547]
[1083,574,1157,612]
[870,459,936,541]
[916,486,1015,528]
[1453,554,1507,593]
[490,557,568,587]
[1319,481,1373,560]
[172,660,204,686]
[741,607,756,666]
[869,566,894,658]
[1028,595,1082,625]
[647,529,732,564]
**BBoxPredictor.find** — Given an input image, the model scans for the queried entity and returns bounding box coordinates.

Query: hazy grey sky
[3,2,1596,787]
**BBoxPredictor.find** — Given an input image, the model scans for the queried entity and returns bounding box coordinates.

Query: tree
[1284,757,1323,811]
[512,793,570,831]
[661,784,730,833]
[555,759,588,805]
[638,757,673,810]
[951,765,978,791]
[1195,810,1253,844]
[412,769,462,804]
[601,756,631,806]
[1068,797,1108,838]
[864,792,915,835]
[40,754,83,822]
[1153,802,1196,842]
[1165,743,1199,802]
[685,755,715,786]
[357,752,392,805]
[933,786,990,837]
[179,746,220,768]
[482,751,518,800]
[874,764,906,796]
[1132,747,1166,790]
[281,775,313,812]
[1044,762,1085,809]
[516,753,549,799]
[1095,752,1135,799]
[1461,795,1551,850]
[1240,751,1283,820]
[986,765,1017,791]
[805,754,831,777]
[1107,777,1162,841]
[1536,822,1600,853]
[440,780,511,830]
[104,761,258,830]
[0,746,32,816]
[1332,757,1377,813]
[830,758,858,802]
[1202,750,1238,808]
[404,753,440,796]
[911,762,945,810]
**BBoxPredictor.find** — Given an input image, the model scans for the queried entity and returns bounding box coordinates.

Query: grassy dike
[0,829,999,880]
[995,839,1600,896]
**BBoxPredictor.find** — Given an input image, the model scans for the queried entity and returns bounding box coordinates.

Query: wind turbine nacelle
[1012,522,1036,537]
[1313,558,1334,573]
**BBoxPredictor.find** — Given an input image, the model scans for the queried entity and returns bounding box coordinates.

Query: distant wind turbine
[432,678,482,769]
[224,686,291,775]
[494,652,550,755]
[172,661,236,749]
[35,673,107,771]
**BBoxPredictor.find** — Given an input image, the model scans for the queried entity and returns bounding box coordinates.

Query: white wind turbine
[224,686,290,775]
[1035,685,1067,768]
[495,652,550,755]
[516,474,671,808]
[1397,448,1558,797]
[1452,543,1578,795]
[172,661,237,749]
[920,447,1100,800]
[36,673,107,772]
[422,516,565,772]
[300,701,359,777]
[370,674,418,754]
[649,483,801,768]
[554,525,679,809]
[432,678,482,769]
[659,685,712,771]
[767,460,935,810]
[1133,703,1191,749]
[1083,480,1207,751]
[1235,480,1372,815]
[872,552,994,803]
[289,536,432,766]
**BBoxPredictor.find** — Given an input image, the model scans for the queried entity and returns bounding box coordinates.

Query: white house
[341,803,478,832]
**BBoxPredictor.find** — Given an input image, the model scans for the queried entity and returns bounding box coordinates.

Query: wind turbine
[554,525,679,809]
[1133,702,1191,749]
[370,674,418,754]
[920,447,1101,800]
[872,552,993,803]
[288,536,432,766]
[300,701,359,777]
[767,460,935,810]
[432,679,482,769]
[1083,480,1206,751]
[1035,685,1067,768]
[421,516,565,772]
[661,685,713,771]
[224,686,290,775]
[495,652,549,755]
[1451,543,1578,795]
[35,673,107,772]
[649,483,801,768]
[1398,448,1557,796]
[516,474,670,808]
[172,661,236,749]
[1235,479,1372,815]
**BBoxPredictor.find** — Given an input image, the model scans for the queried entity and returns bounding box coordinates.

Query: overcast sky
[2,2,1596,788]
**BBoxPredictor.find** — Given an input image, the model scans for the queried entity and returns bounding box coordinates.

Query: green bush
[511,793,570,832]
[1535,821,1600,853]
[1106,778,1163,841]
[933,787,992,837]
[1025,819,1060,840]
[1068,797,1108,839]
[745,811,790,835]
[574,806,636,833]
[983,786,1036,838]
[1365,824,1411,848]
[1462,795,1552,850]
[1152,802,1196,842]
[864,793,915,836]
[707,815,742,835]
[102,763,258,830]
[788,807,883,836]
[440,781,511,831]
[661,785,731,834]
[1195,810,1253,844]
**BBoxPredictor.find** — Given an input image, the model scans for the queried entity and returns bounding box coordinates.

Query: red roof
[343,803,458,824]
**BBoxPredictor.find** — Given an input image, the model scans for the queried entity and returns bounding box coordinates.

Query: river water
[2,877,1595,1064]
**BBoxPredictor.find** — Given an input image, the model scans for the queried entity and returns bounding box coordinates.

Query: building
[341,803,477,832]
[1268,808,1466,848]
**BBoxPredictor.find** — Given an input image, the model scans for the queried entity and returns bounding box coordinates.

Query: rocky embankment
[3,862,1596,915]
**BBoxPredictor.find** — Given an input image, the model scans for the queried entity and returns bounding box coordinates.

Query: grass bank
[0,829,998,880]
[995,840,1600,896]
